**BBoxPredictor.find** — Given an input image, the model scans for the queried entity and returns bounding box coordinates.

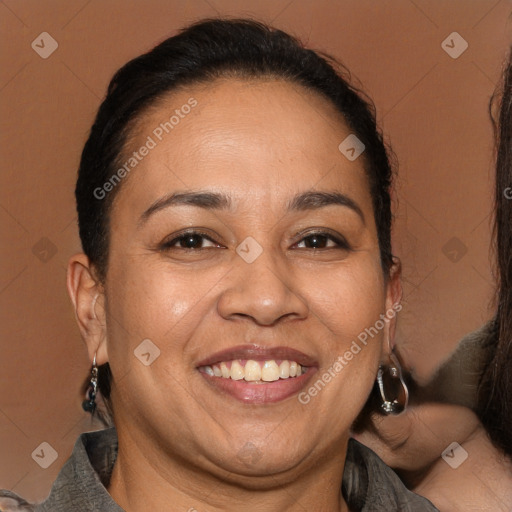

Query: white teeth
[202,359,306,381]
[279,360,290,378]
[244,360,262,381]
[220,362,230,378]
[261,360,280,381]
[230,361,245,380]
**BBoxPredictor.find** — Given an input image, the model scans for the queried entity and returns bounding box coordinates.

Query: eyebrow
[287,191,365,222]
[139,190,365,226]
[139,191,232,226]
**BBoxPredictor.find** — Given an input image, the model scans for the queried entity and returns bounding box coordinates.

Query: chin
[205,441,308,481]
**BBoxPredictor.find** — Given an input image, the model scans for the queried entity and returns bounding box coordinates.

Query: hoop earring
[82,353,98,413]
[376,352,409,415]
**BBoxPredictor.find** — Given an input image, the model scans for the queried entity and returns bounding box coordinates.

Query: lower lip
[198,369,317,404]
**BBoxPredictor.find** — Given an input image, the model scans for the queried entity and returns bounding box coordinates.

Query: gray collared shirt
[1,427,438,511]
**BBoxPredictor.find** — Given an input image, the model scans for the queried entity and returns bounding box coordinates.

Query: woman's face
[95,78,399,479]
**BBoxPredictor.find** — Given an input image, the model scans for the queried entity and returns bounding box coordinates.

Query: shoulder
[345,439,440,511]
[0,428,119,512]
[0,490,36,512]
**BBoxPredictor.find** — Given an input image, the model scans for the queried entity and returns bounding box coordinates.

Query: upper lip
[196,344,318,368]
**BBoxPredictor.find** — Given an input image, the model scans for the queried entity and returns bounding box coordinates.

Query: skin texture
[67,78,401,512]
[414,420,512,512]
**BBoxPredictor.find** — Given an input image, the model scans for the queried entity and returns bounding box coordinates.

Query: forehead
[115,78,371,214]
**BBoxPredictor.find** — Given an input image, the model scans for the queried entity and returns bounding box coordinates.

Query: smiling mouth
[195,345,318,403]
[198,359,307,383]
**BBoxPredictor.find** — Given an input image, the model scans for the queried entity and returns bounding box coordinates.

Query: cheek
[302,258,386,342]
[299,257,386,398]
[104,259,228,359]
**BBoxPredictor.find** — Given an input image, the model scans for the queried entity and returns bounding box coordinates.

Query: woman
[0,19,438,511]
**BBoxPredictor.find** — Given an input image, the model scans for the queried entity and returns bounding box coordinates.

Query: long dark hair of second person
[479,49,512,459]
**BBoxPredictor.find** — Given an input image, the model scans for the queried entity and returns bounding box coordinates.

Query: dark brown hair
[477,48,512,458]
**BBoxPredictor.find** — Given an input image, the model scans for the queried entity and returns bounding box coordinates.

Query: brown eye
[178,234,206,249]
[295,232,350,250]
[161,231,221,250]
[301,234,330,249]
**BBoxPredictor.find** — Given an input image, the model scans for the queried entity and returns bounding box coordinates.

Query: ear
[382,256,402,359]
[67,253,109,365]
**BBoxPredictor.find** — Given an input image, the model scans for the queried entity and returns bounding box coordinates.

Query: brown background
[1,0,511,501]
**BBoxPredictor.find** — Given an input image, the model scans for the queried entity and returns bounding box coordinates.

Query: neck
[408,426,512,511]
[107,426,350,512]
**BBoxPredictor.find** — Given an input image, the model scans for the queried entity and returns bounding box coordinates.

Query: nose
[217,246,309,326]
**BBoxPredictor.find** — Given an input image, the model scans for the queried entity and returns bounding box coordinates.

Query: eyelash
[159,229,351,251]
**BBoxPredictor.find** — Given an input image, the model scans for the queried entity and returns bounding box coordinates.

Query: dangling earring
[82,353,98,413]
[376,351,409,415]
